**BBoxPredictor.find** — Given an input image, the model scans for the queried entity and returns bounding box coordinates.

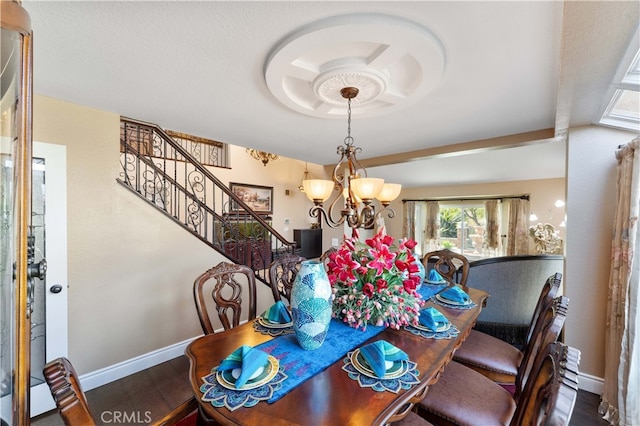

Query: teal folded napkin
[439,285,470,304]
[359,340,408,379]
[218,345,269,388]
[419,307,450,331]
[262,300,292,324]
[427,269,447,284]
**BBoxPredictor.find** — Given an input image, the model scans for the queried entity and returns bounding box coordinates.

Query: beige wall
[32,95,330,374]
[565,125,637,380]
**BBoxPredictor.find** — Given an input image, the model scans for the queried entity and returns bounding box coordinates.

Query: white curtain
[505,198,529,255]
[484,199,501,256]
[600,137,640,426]
[423,201,440,253]
[403,201,416,241]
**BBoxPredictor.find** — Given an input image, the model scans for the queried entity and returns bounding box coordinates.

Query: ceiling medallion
[313,68,388,106]
[264,13,446,118]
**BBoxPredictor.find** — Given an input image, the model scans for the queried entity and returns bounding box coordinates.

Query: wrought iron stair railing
[117,117,296,284]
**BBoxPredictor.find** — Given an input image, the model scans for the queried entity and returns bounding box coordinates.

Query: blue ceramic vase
[290,260,332,350]
[414,255,426,290]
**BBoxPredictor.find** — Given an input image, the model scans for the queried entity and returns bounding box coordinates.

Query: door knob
[27,258,47,280]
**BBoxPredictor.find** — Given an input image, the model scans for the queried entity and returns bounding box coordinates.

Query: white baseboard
[78,336,200,392]
[578,372,604,395]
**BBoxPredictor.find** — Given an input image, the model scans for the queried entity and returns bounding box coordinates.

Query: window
[413,199,505,261]
[438,202,488,260]
[598,30,640,132]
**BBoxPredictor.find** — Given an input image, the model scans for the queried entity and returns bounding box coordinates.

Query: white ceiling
[22,1,639,188]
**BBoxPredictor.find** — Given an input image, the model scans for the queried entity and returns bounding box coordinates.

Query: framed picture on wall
[230,182,274,214]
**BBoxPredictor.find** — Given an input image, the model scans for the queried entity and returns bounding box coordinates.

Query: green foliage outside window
[440,208,461,238]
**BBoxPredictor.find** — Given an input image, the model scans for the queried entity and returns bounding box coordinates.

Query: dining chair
[414,296,570,425]
[193,261,257,334]
[414,340,579,426]
[421,249,470,290]
[43,357,197,426]
[452,272,562,385]
[268,253,306,303]
[320,246,337,270]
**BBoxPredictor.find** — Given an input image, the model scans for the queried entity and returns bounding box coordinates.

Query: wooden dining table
[185,287,489,426]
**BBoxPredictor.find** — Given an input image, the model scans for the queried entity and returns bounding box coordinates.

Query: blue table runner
[256,284,445,403]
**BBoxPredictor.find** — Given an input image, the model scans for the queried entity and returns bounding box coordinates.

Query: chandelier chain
[345,97,353,145]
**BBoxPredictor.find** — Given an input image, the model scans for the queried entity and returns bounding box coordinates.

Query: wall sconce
[246,148,279,166]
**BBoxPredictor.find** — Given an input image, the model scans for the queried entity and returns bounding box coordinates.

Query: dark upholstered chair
[193,261,257,334]
[452,272,562,384]
[464,254,565,346]
[43,357,197,426]
[415,296,570,425]
[421,249,470,291]
[268,254,306,303]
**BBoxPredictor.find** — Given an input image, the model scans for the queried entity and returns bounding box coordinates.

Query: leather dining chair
[414,296,570,425]
[268,254,306,303]
[421,249,470,291]
[452,272,562,386]
[193,261,257,334]
[43,357,197,426]
[415,340,580,426]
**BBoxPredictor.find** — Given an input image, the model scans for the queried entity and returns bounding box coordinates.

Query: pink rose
[363,283,375,298]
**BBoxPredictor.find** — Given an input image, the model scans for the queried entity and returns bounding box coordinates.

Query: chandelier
[246,148,279,166]
[302,87,402,229]
[299,162,311,192]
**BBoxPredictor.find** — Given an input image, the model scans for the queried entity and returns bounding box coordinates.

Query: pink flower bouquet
[327,230,425,330]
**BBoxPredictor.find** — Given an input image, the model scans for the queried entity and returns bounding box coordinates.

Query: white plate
[350,349,409,380]
[257,316,293,329]
[413,321,451,333]
[436,294,471,306]
[216,355,279,391]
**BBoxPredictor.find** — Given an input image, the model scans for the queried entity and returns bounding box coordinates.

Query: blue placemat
[200,367,288,411]
[253,319,294,336]
[432,297,477,310]
[342,350,420,393]
[404,324,460,340]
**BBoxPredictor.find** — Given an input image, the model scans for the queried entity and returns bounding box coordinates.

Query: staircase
[117,117,296,285]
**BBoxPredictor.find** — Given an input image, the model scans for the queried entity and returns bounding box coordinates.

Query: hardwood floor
[31,355,607,425]
[31,356,194,426]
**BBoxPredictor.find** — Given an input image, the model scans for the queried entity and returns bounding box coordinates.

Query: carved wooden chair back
[193,261,257,334]
[515,295,569,400]
[43,357,197,426]
[320,247,337,270]
[268,254,306,303]
[525,272,562,346]
[510,341,580,426]
[422,249,470,290]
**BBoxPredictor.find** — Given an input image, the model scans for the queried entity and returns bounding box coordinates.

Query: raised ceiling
[22,1,639,187]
